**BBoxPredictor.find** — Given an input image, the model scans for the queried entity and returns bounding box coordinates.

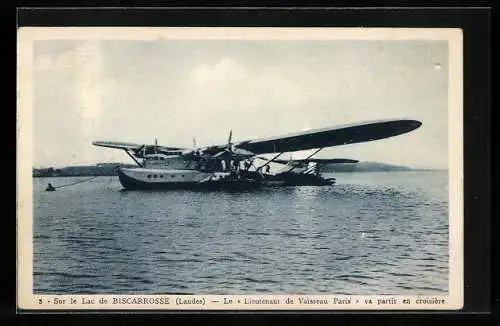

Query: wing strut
[124,149,143,167]
[291,147,324,174]
[257,152,284,171]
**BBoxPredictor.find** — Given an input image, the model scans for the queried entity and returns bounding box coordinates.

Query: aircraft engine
[212,130,255,160]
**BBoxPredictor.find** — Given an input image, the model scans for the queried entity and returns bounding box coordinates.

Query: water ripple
[33,172,449,295]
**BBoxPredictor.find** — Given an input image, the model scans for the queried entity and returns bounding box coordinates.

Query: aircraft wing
[235,119,422,154]
[273,158,359,164]
[93,119,421,156]
[93,141,144,151]
[92,141,186,151]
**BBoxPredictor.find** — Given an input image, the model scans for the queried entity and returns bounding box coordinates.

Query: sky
[30,35,449,169]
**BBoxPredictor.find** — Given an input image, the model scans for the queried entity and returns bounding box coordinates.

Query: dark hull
[118,169,262,191]
[239,171,335,186]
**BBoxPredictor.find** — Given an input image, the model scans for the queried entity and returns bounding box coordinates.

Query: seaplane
[92,119,422,190]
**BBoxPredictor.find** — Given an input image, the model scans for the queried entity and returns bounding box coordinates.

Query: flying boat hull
[94,118,422,190]
[117,168,261,191]
[239,170,335,187]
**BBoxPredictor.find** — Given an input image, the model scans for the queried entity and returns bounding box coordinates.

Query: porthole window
[181,175,185,178]
[154,175,157,178]
[171,175,175,178]
[147,175,151,178]
[160,175,164,178]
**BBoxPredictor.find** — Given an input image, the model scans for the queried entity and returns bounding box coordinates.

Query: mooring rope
[53,176,99,189]
[51,166,121,190]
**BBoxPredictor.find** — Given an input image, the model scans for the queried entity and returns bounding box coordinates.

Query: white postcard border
[17,27,464,311]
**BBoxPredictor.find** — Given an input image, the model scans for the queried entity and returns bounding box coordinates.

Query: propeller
[213,130,254,160]
[182,136,207,168]
[181,137,197,168]
[132,139,163,158]
[213,130,233,158]
[181,137,198,160]
[134,139,159,158]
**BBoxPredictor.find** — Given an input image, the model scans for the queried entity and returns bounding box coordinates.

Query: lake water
[32,171,449,295]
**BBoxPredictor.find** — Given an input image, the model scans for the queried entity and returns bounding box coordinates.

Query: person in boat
[243,160,251,171]
[232,159,240,171]
[265,165,271,174]
[46,183,55,191]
